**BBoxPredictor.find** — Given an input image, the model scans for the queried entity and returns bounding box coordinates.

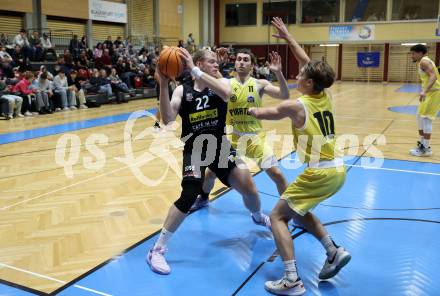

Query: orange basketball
[157,46,184,79]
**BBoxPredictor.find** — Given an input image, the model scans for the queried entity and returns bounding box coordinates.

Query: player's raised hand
[155,68,169,85]
[216,47,229,64]
[178,47,195,70]
[271,17,291,40]
[268,51,282,73]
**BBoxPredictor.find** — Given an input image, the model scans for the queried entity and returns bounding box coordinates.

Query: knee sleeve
[423,117,433,134]
[417,115,423,130]
[174,181,202,213]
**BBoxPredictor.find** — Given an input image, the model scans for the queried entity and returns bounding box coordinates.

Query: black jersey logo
[230,94,237,102]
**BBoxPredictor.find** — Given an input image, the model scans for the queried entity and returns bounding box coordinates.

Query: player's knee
[423,117,433,134]
[174,182,201,213]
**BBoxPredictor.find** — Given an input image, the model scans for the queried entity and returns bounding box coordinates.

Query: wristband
[191,66,203,79]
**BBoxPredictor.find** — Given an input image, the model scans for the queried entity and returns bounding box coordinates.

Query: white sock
[423,139,430,148]
[320,235,338,256]
[420,136,424,143]
[283,260,298,281]
[154,228,173,249]
[252,211,263,222]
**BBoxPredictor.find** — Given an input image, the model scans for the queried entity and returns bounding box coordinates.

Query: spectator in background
[12,71,36,116]
[187,33,195,52]
[69,34,81,59]
[0,46,13,78]
[108,67,129,103]
[13,29,30,59]
[104,36,113,54]
[34,71,53,114]
[88,69,112,99]
[178,40,185,48]
[0,77,23,119]
[11,45,28,71]
[80,35,87,50]
[0,33,10,47]
[94,43,103,59]
[68,70,88,109]
[41,33,56,60]
[114,36,122,48]
[53,69,76,111]
[29,31,43,61]
[76,50,90,70]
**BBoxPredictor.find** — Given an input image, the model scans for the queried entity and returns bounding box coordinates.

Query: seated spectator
[108,67,128,103]
[0,46,13,78]
[114,36,122,48]
[29,31,43,61]
[37,65,54,80]
[104,36,113,54]
[68,70,88,109]
[0,33,10,48]
[12,71,37,116]
[76,50,90,69]
[0,77,23,119]
[88,69,112,99]
[63,49,74,70]
[94,43,103,59]
[69,35,81,59]
[138,50,150,65]
[80,35,87,50]
[141,65,155,88]
[178,40,185,48]
[96,49,112,70]
[53,69,76,111]
[13,29,30,59]
[11,45,28,71]
[33,71,53,114]
[40,33,56,60]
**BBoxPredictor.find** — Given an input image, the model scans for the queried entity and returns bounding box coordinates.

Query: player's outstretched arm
[157,70,182,124]
[178,47,231,101]
[249,99,305,125]
[271,17,310,68]
[260,51,290,99]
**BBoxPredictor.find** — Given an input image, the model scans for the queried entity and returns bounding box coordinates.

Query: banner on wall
[329,25,375,41]
[89,0,127,23]
[357,52,380,68]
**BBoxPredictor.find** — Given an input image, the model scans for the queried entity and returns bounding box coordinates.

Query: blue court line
[388,105,440,117]
[3,155,440,295]
[0,109,157,145]
[288,83,298,89]
[395,84,421,93]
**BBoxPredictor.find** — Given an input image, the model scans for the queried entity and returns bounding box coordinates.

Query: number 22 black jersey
[179,82,228,151]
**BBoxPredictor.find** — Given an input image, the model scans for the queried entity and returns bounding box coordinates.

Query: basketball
[158,46,184,79]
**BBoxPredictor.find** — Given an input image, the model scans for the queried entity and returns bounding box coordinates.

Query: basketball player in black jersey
[147,49,272,275]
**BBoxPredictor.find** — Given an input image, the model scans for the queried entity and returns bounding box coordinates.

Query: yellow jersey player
[249,17,351,295]
[190,48,291,211]
[409,44,440,157]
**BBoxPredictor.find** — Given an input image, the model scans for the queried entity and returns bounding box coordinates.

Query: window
[225,3,257,26]
[345,0,387,22]
[262,1,296,25]
[301,0,340,23]
[392,0,439,20]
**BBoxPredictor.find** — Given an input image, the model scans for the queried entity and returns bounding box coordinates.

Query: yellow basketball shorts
[417,90,440,120]
[230,132,278,169]
[281,166,346,216]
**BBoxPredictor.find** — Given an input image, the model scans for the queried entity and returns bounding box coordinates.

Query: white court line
[282,158,440,176]
[346,164,440,176]
[0,262,112,296]
[1,145,182,211]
